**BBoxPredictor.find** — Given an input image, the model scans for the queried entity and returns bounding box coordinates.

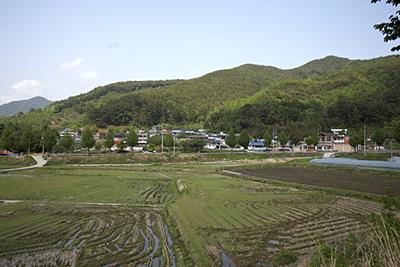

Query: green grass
[0,166,174,204]
[0,158,390,266]
[0,156,36,169]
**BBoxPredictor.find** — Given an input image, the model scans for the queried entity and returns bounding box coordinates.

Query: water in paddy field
[221,250,236,267]
[311,157,400,169]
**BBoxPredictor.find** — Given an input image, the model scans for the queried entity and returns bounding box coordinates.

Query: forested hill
[1,55,399,136]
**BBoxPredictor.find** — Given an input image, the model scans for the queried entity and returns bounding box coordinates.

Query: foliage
[372,128,386,146]
[278,132,289,146]
[238,130,250,149]
[349,130,363,149]
[305,134,319,146]
[80,128,95,152]
[104,131,114,151]
[263,132,272,147]
[272,249,298,266]
[225,131,237,148]
[59,134,74,152]
[371,0,400,51]
[148,135,161,146]
[126,129,138,148]
[163,134,174,147]
[180,139,205,152]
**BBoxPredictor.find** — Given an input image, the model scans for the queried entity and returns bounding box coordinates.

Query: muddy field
[236,165,400,196]
[0,203,176,267]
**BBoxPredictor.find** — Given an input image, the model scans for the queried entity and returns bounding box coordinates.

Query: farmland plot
[170,171,384,266]
[217,197,382,266]
[0,202,176,267]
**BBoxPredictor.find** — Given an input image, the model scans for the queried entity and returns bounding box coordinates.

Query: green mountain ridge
[1,55,399,137]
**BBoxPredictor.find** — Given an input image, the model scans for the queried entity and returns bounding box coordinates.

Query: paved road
[0,154,48,173]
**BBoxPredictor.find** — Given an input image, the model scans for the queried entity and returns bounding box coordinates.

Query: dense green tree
[0,123,4,136]
[126,129,138,151]
[226,131,237,148]
[180,140,205,153]
[59,134,74,152]
[278,132,289,147]
[163,134,174,147]
[0,123,19,152]
[148,135,162,146]
[372,0,400,52]
[104,131,115,152]
[372,128,386,146]
[305,134,319,147]
[238,130,250,149]
[349,131,364,149]
[81,128,95,154]
[263,132,272,147]
[43,128,58,153]
[20,125,33,154]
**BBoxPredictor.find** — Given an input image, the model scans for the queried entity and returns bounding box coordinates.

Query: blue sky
[0,0,397,104]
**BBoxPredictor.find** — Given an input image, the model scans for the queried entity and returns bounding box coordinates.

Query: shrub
[273,249,298,266]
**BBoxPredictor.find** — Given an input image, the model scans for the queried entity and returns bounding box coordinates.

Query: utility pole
[363,124,366,156]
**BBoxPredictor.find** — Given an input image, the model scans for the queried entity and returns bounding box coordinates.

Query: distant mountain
[0,96,52,116]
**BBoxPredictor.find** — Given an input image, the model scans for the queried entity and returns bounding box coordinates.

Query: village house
[315,129,353,152]
[248,139,267,152]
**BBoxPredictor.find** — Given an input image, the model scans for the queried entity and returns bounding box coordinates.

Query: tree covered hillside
[0,55,399,137]
[207,56,400,137]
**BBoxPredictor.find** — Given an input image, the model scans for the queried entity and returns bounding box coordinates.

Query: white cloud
[0,79,43,104]
[0,96,13,105]
[12,79,42,96]
[61,58,83,70]
[80,70,99,80]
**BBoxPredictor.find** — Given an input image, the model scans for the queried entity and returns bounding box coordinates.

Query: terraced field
[0,202,176,267]
[0,160,394,266]
[216,196,382,266]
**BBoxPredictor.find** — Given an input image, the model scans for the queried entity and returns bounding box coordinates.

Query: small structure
[315,129,353,152]
[248,139,267,152]
[0,149,16,156]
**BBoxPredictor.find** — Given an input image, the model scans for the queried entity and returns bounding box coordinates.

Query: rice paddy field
[0,156,397,266]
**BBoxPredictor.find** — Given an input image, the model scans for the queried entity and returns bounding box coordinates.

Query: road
[0,154,48,173]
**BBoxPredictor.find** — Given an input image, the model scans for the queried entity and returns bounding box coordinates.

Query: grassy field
[0,156,36,170]
[46,151,320,165]
[0,157,395,266]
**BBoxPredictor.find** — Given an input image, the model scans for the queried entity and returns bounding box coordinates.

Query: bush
[273,249,298,266]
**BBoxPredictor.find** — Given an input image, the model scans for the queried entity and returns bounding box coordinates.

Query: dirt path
[0,154,47,173]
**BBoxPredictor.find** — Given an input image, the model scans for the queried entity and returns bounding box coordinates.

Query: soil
[236,166,400,196]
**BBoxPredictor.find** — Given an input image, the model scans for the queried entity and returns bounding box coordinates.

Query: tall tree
[59,134,74,152]
[349,131,363,150]
[104,131,115,152]
[163,134,174,147]
[238,130,250,149]
[263,132,272,147]
[126,129,138,152]
[43,127,58,153]
[81,128,95,154]
[226,131,237,148]
[372,0,400,51]
[305,134,319,147]
[372,129,386,146]
[278,132,289,147]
